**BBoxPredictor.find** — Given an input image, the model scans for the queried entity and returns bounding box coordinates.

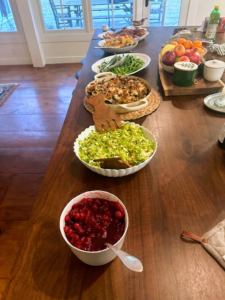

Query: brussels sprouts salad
[78,123,156,168]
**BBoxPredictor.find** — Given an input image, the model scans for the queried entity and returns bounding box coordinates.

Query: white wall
[186,0,225,26]
[0,42,32,65]
[42,41,89,64]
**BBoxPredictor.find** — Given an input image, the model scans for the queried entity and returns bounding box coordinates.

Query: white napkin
[208,43,225,56]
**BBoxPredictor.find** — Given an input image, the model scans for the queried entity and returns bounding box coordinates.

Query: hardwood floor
[0,63,81,299]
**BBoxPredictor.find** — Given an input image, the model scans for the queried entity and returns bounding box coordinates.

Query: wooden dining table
[2,27,225,300]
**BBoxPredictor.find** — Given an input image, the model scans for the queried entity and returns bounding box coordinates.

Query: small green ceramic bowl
[173,62,198,87]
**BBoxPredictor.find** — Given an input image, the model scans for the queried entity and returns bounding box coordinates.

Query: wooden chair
[150,1,165,23]
[49,0,83,29]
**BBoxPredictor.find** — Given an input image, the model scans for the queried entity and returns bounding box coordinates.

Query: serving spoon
[105,242,143,272]
[101,56,126,72]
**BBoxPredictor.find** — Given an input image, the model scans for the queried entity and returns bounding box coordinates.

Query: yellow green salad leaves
[78,123,155,168]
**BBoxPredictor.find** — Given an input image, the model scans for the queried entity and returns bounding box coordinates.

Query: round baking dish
[85,72,151,114]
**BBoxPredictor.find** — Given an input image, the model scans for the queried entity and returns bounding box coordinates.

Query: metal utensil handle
[94,72,117,81]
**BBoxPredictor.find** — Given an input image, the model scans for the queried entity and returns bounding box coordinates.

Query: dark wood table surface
[3,27,225,300]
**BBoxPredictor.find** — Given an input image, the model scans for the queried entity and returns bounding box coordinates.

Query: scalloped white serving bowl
[74,122,157,177]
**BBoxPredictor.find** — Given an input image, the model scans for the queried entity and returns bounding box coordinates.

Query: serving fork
[85,92,121,133]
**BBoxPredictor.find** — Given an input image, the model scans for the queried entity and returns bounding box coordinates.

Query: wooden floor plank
[0,147,54,174]
[0,92,73,115]
[0,81,78,88]
[0,221,29,278]
[0,64,81,88]
[0,279,8,300]
[0,115,66,132]
[0,174,44,221]
[0,63,79,298]
[0,176,12,205]
[0,132,59,147]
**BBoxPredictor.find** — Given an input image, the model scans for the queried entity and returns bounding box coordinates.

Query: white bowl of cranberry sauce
[60,190,129,266]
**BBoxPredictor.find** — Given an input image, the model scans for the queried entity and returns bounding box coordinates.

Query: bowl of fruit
[98,36,138,54]
[60,190,129,266]
[160,39,207,74]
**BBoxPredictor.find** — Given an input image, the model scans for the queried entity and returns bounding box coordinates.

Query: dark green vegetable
[99,56,117,72]
[98,55,145,75]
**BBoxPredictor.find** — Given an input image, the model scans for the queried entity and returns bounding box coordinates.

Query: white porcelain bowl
[201,47,207,57]
[74,122,157,177]
[160,60,174,74]
[98,39,138,54]
[59,190,129,266]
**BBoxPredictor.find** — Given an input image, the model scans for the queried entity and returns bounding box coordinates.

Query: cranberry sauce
[63,198,126,251]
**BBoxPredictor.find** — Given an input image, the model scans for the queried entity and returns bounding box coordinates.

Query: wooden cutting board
[158,58,224,97]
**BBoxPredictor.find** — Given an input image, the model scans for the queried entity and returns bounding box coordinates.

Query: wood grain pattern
[2,28,225,300]
[0,221,28,277]
[0,63,81,300]
[0,280,7,300]
[0,174,44,221]
[85,93,122,132]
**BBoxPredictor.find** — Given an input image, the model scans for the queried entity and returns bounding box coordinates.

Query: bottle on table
[218,123,225,149]
[205,5,221,41]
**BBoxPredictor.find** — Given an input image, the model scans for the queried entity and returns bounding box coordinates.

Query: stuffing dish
[86,76,150,105]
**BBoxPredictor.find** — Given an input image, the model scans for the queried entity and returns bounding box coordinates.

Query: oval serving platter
[91,53,151,76]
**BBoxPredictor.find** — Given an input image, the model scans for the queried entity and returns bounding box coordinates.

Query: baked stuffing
[86,76,149,104]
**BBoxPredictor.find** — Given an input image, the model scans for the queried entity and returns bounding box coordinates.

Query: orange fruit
[196,47,205,55]
[192,40,202,48]
[177,38,186,45]
[183,40,193,49]
[170,41,178,46]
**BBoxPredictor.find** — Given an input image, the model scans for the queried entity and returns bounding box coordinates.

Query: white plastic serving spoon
[105,242,143,272]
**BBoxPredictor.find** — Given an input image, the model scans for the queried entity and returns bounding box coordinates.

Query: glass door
[143,0,183,27]
[39,0,134,31]
[40,0,84,30]
[0,0,17,32]
[91,0,134,29]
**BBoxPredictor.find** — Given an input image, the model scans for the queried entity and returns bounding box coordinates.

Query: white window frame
[33,0,139,42]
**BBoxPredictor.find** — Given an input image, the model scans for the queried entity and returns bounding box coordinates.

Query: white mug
[102,24,108,32]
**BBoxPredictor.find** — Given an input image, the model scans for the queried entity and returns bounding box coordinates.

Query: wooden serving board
[158,58,224,97]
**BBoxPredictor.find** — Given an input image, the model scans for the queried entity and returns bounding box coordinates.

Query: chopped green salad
[98,55,144,75]
[78,122,155,168]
